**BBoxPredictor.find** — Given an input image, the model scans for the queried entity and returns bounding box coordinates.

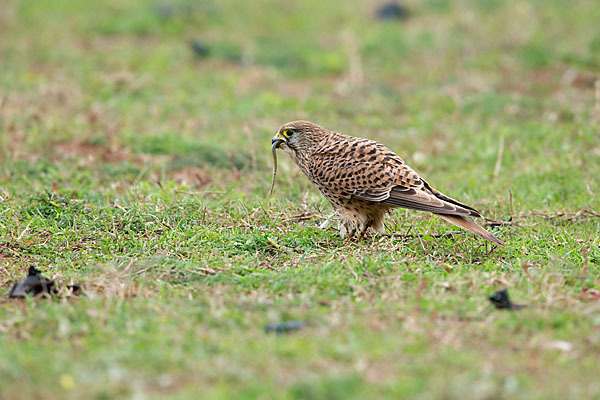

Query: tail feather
[437,214,505,246]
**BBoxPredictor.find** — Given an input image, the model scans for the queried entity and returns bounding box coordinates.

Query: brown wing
[312,135,481,218]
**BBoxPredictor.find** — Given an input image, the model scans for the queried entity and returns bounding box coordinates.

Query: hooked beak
[271,133,286,150]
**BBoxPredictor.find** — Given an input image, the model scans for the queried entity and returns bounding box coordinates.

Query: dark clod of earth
[375,2,410,20]
[264,321,306,334]
[489,288,527,310]
[8,266,55,298]
[189,40,210,58]
[8,266,80,298]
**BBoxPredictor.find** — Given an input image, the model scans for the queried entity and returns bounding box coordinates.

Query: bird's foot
[340,227,357,243]
[356,223,371,242]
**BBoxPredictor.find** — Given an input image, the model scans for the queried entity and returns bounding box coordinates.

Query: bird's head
[271,120,328,153]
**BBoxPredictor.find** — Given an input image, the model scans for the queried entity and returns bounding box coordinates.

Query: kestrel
[271,120,504,245]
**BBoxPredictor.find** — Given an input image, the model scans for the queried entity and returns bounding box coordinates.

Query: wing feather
[313,135,482,218]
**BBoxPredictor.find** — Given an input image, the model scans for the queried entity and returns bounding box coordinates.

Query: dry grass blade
[383,231,465,239]
[281,212,317,222]
[516,209,600,221]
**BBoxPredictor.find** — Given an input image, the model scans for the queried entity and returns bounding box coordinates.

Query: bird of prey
[271,120,504,245]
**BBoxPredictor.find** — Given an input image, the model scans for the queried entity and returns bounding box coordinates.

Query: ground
[0,0,599,398]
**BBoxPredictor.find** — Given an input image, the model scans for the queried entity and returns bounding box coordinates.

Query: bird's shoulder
[312,133,403,163]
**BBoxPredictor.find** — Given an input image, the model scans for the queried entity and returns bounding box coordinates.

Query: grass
[1,0,599,398]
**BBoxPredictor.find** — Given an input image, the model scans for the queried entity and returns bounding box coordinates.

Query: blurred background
[1,0,598,207]
[1,1,600,398]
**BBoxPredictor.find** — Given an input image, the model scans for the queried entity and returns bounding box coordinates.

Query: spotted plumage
[271,120,504,245]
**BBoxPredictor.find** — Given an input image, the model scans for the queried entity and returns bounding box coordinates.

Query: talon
[356,222,371,242]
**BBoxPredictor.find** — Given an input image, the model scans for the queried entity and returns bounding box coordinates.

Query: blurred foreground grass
[1,0,599,398]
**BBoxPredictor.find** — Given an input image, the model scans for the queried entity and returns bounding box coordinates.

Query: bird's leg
[344,227,357,243]
[356,221,372,242]
[339,218,357,242]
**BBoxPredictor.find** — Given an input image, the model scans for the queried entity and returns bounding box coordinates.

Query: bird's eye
[282,129,294,138]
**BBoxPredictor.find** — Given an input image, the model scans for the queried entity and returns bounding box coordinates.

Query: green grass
[1,0,600,398]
